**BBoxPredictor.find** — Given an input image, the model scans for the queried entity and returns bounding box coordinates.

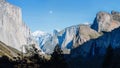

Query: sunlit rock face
[40,24,100,54]
[64,11,120,68]
[66,11,120,68]
[0,0,32,52]
[91,11,120,32]
[70,11,120,58]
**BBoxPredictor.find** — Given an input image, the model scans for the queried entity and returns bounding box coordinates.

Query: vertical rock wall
[0,0,32,51]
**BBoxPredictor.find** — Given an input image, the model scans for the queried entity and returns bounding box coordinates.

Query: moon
[49,10,53,14]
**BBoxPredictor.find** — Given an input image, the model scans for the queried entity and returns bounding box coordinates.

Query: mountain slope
[0,41,22,60]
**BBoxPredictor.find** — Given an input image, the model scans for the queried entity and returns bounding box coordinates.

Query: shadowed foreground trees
[48,44,68,68]
[102,45,113,68]
[0,44,68,68]
[0,56,14,68]
[102,44,120,68]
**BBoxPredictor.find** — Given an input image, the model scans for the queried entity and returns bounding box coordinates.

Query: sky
[7,0,120,33]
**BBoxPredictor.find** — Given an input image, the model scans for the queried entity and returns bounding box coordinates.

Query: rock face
[65,11,120,68]
[91,11,120,32]
[0,0,32,52]
[111,10,120,22]
[40,25,100,54]
[67,11,120,57]
[67,26,120,68]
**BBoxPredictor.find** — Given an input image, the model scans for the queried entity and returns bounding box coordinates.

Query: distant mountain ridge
[33,11,120,55]
[33,24,100,54]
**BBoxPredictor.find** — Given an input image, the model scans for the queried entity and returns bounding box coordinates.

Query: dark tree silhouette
[103,44,114,68]
[0,44,68,68]
[0,56,13,68]
[50,44,68,68]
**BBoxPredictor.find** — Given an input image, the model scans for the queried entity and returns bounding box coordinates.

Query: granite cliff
[66,11,120,68]
[91,11,120,32]
[0,0,33,52]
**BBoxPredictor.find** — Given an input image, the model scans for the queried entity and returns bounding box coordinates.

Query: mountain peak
[32,30,46,37]
[111,10,120,15]
[91,11,120,32]
[111,10,120,22]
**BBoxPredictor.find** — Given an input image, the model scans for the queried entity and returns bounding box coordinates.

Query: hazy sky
[7,0,120,33]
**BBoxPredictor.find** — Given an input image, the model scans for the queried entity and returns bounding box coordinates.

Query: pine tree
[50,44,68,68]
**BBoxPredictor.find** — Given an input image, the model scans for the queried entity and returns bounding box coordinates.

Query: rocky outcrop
[66,11,120,58]
[65,11,120,68]
[40,25,100,54]
[0,0,33,52]
[73,25,100,48]
[111,10,120,22]
[91,11,120,32]
[66,26,120,68]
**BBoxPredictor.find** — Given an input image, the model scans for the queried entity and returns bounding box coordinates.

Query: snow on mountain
[32,30,52,50]
[32,31,46,37]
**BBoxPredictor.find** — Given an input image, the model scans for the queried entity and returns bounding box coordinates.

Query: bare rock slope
[91,11,120,32]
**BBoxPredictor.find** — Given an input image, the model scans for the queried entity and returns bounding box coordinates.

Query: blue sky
[7,0,120,33]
